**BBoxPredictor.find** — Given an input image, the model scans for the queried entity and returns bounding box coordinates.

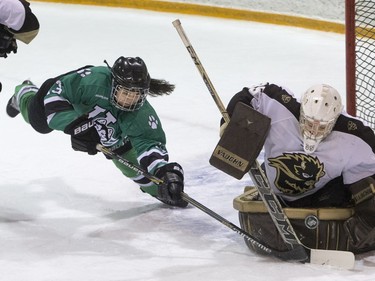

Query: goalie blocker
[209,102,271,179]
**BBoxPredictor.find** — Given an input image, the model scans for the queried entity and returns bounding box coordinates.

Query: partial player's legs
[6,65,93,134]
[6,78,56,134]
[6,80,38,120]
[27,78,56,134]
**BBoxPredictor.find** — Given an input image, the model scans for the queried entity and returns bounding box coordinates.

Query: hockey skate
[6,80,38,117]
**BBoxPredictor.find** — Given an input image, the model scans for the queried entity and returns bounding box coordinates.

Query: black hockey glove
[344,177,375,250]
[0,26,17,58]
[64,116,101,155]
[155,163,188,208]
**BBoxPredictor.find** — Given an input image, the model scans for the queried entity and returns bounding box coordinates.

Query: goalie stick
[172,19,355,269]
[96,144,307,261]
[97,144,354,268]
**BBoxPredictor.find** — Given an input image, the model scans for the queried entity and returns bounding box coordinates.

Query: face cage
[300,114,336,142]
[111,84,148,111]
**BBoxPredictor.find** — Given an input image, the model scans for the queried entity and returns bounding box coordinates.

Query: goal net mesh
[353,0,375,128]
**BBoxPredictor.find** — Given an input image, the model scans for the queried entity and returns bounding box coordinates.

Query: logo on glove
[73,119,95,135]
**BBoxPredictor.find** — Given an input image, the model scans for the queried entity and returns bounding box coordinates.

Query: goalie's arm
[0,0,40,44]
[219,87,254,136]
[12,0,40,44]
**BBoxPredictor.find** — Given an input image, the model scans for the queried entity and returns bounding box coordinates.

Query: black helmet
[111,56,151,89]
[108,56,151,111]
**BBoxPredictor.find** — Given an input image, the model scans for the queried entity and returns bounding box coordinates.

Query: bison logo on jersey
[268,153,325,195]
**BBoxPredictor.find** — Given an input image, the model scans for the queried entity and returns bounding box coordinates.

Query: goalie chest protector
[210,102,271,179]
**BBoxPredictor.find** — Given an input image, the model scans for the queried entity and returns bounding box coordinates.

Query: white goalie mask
[299,84,343,154]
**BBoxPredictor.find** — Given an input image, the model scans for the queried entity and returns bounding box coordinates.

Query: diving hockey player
[6,56,188,208]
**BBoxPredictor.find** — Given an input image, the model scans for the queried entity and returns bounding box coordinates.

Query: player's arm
[44,77,104,155]
[44,79,80,131]
[0,0,39,57]
[220,84,267,135]
[8,0,40,44]
[118,115,186,206]
[136,142,185,207]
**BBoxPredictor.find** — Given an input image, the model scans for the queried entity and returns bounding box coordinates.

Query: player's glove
[155,163,188,208]
[64,116,100,155]
[0,27,18,58]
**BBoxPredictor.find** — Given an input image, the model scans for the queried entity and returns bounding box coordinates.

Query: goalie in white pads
[225,83,375,254]
[0,0,39,58]
[0,0,39,92]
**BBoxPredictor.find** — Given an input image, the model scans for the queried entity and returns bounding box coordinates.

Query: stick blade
[309,249,355,269]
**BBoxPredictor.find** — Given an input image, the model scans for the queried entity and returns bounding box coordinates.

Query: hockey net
[346,0,375,129]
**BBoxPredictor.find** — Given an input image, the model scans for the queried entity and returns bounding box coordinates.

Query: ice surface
[0,2,373,280]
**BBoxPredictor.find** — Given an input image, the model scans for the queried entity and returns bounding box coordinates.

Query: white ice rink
[0,2,374,281]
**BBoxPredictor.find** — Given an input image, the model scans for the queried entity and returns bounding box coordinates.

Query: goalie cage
[346,0,375,129]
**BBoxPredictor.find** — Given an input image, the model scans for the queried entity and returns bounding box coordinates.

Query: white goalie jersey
[0,0,26,31]
[242,83,375,202]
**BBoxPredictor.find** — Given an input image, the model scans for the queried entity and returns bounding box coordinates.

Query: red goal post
[346,0,375,129]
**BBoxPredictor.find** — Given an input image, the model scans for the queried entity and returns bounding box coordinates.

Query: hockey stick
[172,17,303,251]
[172,19,355,269]
[96,144,308,262]
[97,144,163,185]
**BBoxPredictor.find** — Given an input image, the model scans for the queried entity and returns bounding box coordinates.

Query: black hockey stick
[96,144,307,262]
[172,18,304,250]
[172,19,355,269]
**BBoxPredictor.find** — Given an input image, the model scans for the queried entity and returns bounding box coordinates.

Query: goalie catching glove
[155,163,188,208]
[64,115,100,155]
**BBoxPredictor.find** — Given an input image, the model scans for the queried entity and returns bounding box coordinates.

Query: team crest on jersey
[93,118,117,146]
[268,153,325,195]
[347,121,357,131]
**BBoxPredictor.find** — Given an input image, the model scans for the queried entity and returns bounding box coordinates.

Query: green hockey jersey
[44,66,170,196]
